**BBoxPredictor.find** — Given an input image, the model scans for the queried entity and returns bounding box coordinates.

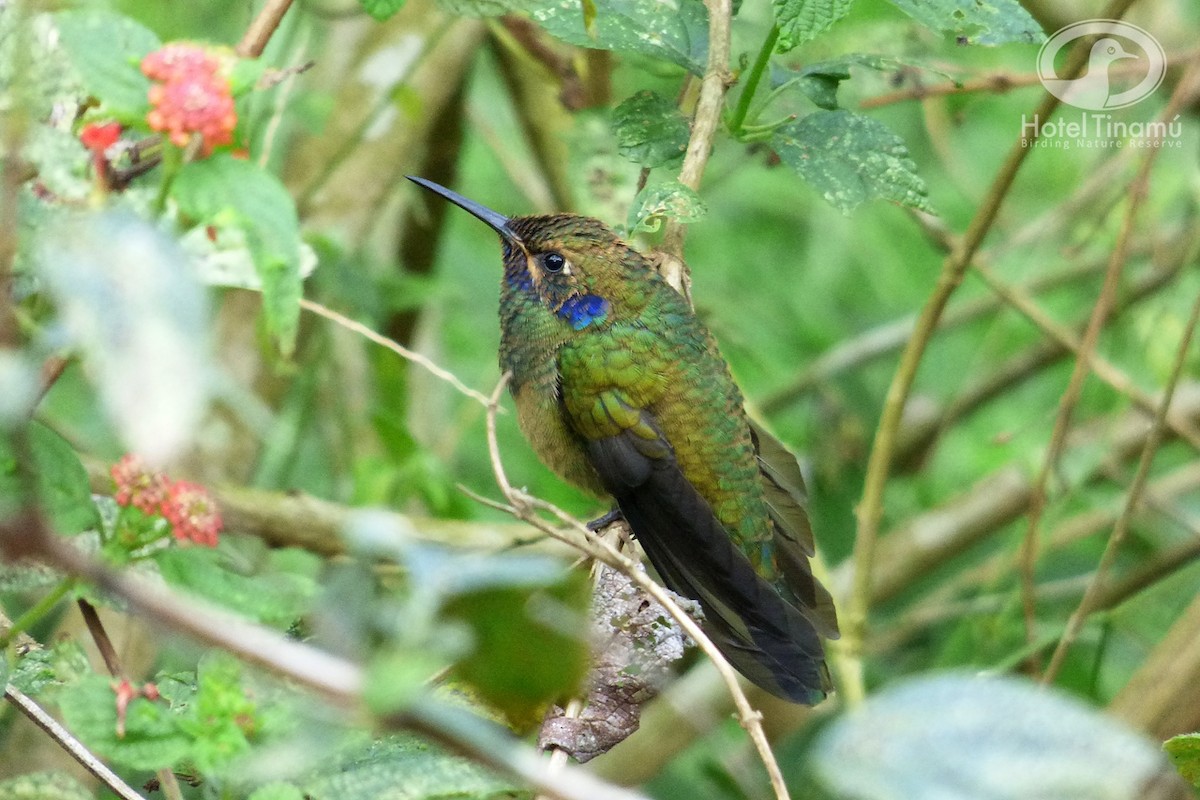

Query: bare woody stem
[236,0,295,58]
[841,0,1142,707]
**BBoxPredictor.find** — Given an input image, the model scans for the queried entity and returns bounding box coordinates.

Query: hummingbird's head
[408,177,653,331]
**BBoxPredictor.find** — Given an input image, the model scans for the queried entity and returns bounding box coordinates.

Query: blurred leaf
[9,639,90,698]
[612,90,689,167]
[248,784,305,800]
[36,210,212,465]
[0,772,93,800]
[58,674,190,771]
[1165,733,1200,788]
[362,649,445,716]
[442,559,591,724]
[53,10,160,119]
[812,674,1187,800]
[627,180,707,233]
[773,0,853,53]
[0,422,98,535]
[153,546,316,628]
[303,733,526,800]
[772,110,932,213]
[527,0,709,75]
[884,0,1043,45]
[0,561,61,593]
[174,155,304,356]
[358,0,408,20]
[178,653,257,773]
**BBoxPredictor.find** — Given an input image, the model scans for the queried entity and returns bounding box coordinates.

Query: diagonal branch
[480,373,794,800]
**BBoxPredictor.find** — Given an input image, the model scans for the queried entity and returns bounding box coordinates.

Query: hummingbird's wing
[569,385,832,704]
[749,421,840,639]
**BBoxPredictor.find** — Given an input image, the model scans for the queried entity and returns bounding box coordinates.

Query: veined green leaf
[773,110,932,214]
[526,0,709,75]
[174,155,305,356]
[54,10,160,119]
[612,90,689,167]
[884,0,1043,45]
[627,179,707,233]
[773,0,854,53]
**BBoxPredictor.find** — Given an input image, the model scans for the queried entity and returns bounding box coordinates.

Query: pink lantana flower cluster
[110,454,222,547]
[141,43,237,156]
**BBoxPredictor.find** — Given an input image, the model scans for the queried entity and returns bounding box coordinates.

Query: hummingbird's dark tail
[587,429,835,704]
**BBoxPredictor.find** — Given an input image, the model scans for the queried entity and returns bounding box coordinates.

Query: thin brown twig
[1042,282,1200,683]
[657,0,733,293]
[236,0,295,58]
[481,373,793,800]
[4,685,148,800]
[858,54,1199,110]
[842,0,1140,706]
[1017,58,1200,661]
[300,298,495,407]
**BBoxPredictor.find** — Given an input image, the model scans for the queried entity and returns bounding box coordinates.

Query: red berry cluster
[110,455,222,547]
[141,43,237,156]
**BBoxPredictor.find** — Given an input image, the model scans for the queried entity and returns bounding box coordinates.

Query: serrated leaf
[885,0,1043,45]
[177,653,256,772]
[772,110,932,213]
[358,0,407,20]
[9,639,91,698]
[813,674,1185,800]
[173,155,304,356]
[59,675,191,770]
[303,733,525,800]
[527,0,709,75]
[53,10,160,119]
[1165,733,1200,788]
[0,422,98,535]
[773,0,854,53]
[627,180,707,233]
[612,90,689,167]
[36,210,212,465]
[0,772,93,800]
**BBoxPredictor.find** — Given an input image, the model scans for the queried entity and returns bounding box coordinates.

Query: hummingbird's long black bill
[406,176,518,245]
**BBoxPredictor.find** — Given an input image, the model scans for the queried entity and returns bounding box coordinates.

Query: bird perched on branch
[409,177,839,703]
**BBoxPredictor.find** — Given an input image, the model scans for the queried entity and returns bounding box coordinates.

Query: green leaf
[627,180,707,233]
[0,772,93,800]
[177,653,257,773]
[303,733,526,800]
[58,675,191,771]
[526,0,709,75]
[884,0,1043,45]
[0,422,97,535]
[9,639,90,698]
[153,546,316,628]
[36,211,212,464]
[1165,733,1200,788]
[441,560,591,723]
[357,0,407,21]
[174,155,304,356]
[772,110,932,213]
[612,90,689,167]
[248,784,306,800]
[813,674,1181,800]
[53,10,160,119]
[773,0,854,53]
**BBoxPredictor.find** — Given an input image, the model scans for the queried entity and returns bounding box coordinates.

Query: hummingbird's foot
[586,507,624,532]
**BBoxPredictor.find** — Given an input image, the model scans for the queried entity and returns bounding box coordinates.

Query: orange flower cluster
[110,454,222,547]
[141,43,237,156]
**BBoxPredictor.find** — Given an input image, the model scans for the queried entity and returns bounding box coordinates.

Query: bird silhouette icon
[1042,37,1138,109]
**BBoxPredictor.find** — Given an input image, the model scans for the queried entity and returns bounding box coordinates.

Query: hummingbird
[409,177,839,703]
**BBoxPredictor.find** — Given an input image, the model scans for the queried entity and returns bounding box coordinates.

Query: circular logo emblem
[1037,20,1165,111]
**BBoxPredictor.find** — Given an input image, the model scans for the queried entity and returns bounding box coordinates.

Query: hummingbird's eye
[542,252,566,273]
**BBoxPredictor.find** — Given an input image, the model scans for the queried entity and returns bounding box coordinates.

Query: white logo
[1037,20,1165,111]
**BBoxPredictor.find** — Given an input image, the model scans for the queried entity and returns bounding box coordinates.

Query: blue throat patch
[557,294,610,330]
